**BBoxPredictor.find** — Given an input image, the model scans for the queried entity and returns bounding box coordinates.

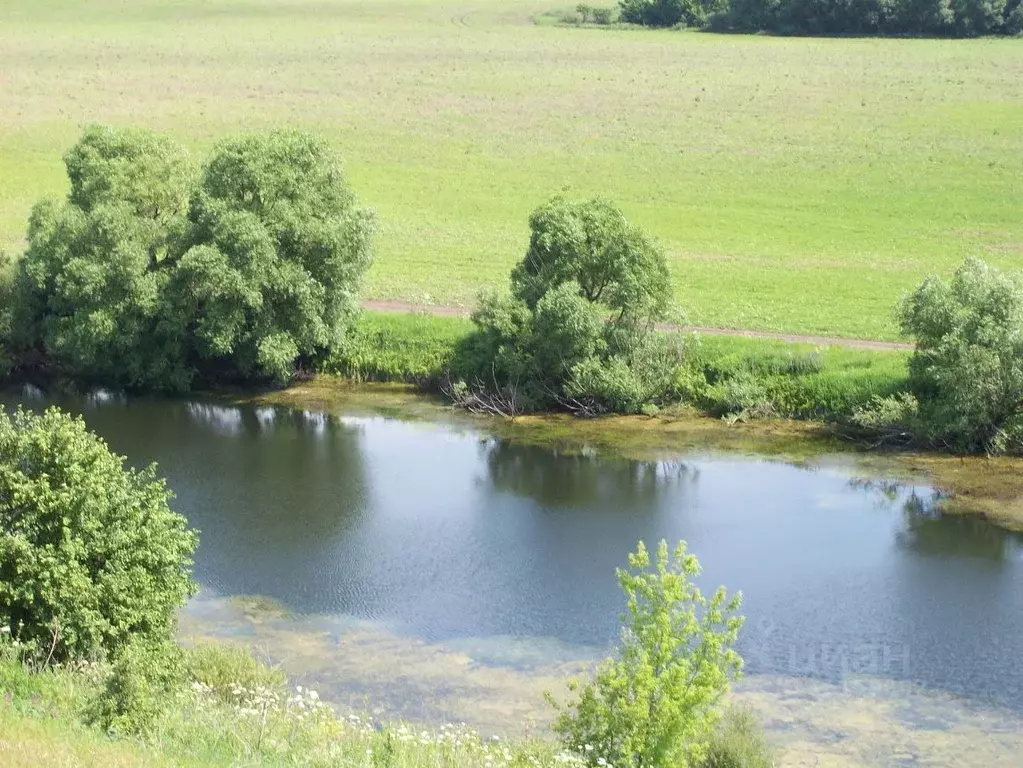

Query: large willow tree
[10,126,373,390]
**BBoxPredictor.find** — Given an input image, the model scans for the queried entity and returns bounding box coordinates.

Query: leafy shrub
[576,4,617,22]
[713,372,775,420]
[899,258,1023,453]
[457,197,686,415]
[549,540,744,768]
[620,0,722,26]
[701,706,773,768]
[0,406,197,663]
[9,125,373,390]
[850,392,921,443]
[186,643,286,704]
[87,638,186,735]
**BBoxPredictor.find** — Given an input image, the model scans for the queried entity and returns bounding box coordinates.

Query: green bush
[899,257,1023,453]
[9,125,373,390]
[0,406,197,663]
[457,197,688,414]
[87,638,186,736]
[549,540,744,768]
[186,643,286,704]
[701,706,773,768]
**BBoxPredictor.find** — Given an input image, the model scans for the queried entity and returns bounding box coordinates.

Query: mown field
[2,0,1022,339]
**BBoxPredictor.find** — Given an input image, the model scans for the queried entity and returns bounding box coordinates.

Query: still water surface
[6,389,1023,715]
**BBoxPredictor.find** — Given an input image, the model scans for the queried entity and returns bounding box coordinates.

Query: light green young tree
[549,540,744,768]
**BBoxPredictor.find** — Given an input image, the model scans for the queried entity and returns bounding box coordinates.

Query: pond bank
[240,375,1023,532]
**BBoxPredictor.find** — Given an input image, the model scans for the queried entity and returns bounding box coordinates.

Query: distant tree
[548,540,744,767]
[886,0,950,31]
[0,407,197,663]
[620,0,722,26]
[950,0,1007,32]
[1007,0,1023,31]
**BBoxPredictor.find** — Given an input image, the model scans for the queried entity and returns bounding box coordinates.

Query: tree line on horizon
[605,0,1023,36]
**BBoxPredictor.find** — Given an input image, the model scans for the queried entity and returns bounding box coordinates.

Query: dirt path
[361,300,913,352]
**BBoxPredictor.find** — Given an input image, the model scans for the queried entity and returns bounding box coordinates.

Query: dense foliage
[619,0,1023,34]
[9,126,373,390]
[854,258,1023,454]
[453,197,687,414]
[0,407,197,663]
[549,540,744,767]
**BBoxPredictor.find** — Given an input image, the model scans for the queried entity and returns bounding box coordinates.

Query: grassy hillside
[2,0,1021,339]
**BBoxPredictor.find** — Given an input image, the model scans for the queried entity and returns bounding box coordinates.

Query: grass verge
[331,310,911,423]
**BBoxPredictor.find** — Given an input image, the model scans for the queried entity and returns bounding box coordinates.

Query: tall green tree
[512,197,672,328]
[458,197,684,414]
[11,126,193,388]
[10,126,373,389]
[170,130,374,382]
[549,540,744,767]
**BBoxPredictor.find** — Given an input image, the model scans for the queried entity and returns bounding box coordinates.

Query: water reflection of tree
[173,402,372,611]
[481,438,696,509]
[849,476,1019,561]
[896,499,1018,561]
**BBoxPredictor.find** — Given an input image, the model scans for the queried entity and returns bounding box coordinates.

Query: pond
[6,387,1023,764]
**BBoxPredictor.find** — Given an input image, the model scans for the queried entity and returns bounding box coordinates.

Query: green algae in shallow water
[177,594,1023,767]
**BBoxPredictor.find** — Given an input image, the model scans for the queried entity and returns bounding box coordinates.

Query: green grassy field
[2,0,1021,339]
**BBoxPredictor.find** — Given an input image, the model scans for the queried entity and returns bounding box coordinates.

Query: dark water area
[6,388,1023,713]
